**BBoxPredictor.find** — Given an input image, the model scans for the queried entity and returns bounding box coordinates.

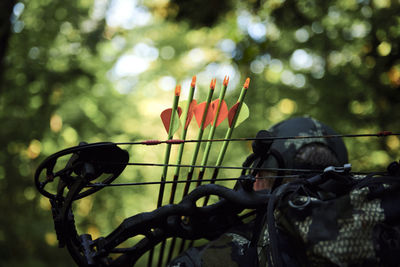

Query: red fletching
[210,99,228,127]
[194,102,214,129]
[185,100,197,129]
[161,107,182,133]
[228,102,240,127]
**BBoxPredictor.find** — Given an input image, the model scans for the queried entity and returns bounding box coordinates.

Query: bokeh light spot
[295,28,309,43]
[248,22,267,42]
[290,49,313,70]
[50,114,63,132]
[27,139,41,159]
[278,98,297,114]
[61,127,78,145]
[250,60,265,74]
[24,187,36,201]
[158,76,176,91]
[45,232,57,246]
[39,197,51,211]
[160,46,175,60]
[386,136,399,150]
[373,0,391,9]
[377,41,391,56]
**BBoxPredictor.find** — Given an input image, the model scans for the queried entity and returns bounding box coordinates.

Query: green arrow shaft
[181,81,215,197]
[168,82,196,204]
[157,88,180,208]
[194,81,229,190]
[173,87,196,177]
[215,83,247,167]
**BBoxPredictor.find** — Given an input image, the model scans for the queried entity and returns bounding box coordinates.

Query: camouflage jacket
[169,174,400,267]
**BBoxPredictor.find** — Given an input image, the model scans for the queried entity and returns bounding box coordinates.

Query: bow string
[34,76,400,266]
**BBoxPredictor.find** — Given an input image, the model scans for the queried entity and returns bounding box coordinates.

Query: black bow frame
[34,134,399,266]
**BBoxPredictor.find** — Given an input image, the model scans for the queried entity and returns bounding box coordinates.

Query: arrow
[196,76,229,187]
[157,77,197,267]
[169,76,197,204]
[181,78,216,198]
[156,84,181,208]
[202,77,250,206]
[149,85,181,267]
[177,76,231,254]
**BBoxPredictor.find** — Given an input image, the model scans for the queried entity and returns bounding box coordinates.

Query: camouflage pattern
[170,173,400,267]
[168,225,256,267]
[257,117,349,170]
[258,174,394,267]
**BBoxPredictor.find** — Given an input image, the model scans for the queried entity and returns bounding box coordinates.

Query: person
[252,116,348,191]
[169,117,349,267]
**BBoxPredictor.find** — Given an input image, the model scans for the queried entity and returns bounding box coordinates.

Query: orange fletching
[160,107,182,133]
[184,100,197,129]
[194,102,215,129]
[210,99,228,127]
[228,102,239,127]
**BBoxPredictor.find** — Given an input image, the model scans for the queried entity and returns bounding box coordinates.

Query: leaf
[210,99,228,127]
[194,102,215,129]
[228,102,249,128]
[160,107,182,134]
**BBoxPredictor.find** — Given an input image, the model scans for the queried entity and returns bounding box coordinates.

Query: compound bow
[34,77,400,266]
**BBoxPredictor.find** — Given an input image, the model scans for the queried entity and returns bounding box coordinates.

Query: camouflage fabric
[256,117,349,171]
[257,174,400,267]
[168,224,258,267]
[170,173,400,267]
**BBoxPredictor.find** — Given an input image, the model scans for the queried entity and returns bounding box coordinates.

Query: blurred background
[1,0,399,266]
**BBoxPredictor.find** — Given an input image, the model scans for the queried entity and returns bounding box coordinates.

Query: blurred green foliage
[0,0,399,266]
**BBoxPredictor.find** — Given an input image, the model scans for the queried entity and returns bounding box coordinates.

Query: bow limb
[80,183,268,266]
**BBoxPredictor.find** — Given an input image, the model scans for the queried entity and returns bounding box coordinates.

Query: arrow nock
[243,78,250,89]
